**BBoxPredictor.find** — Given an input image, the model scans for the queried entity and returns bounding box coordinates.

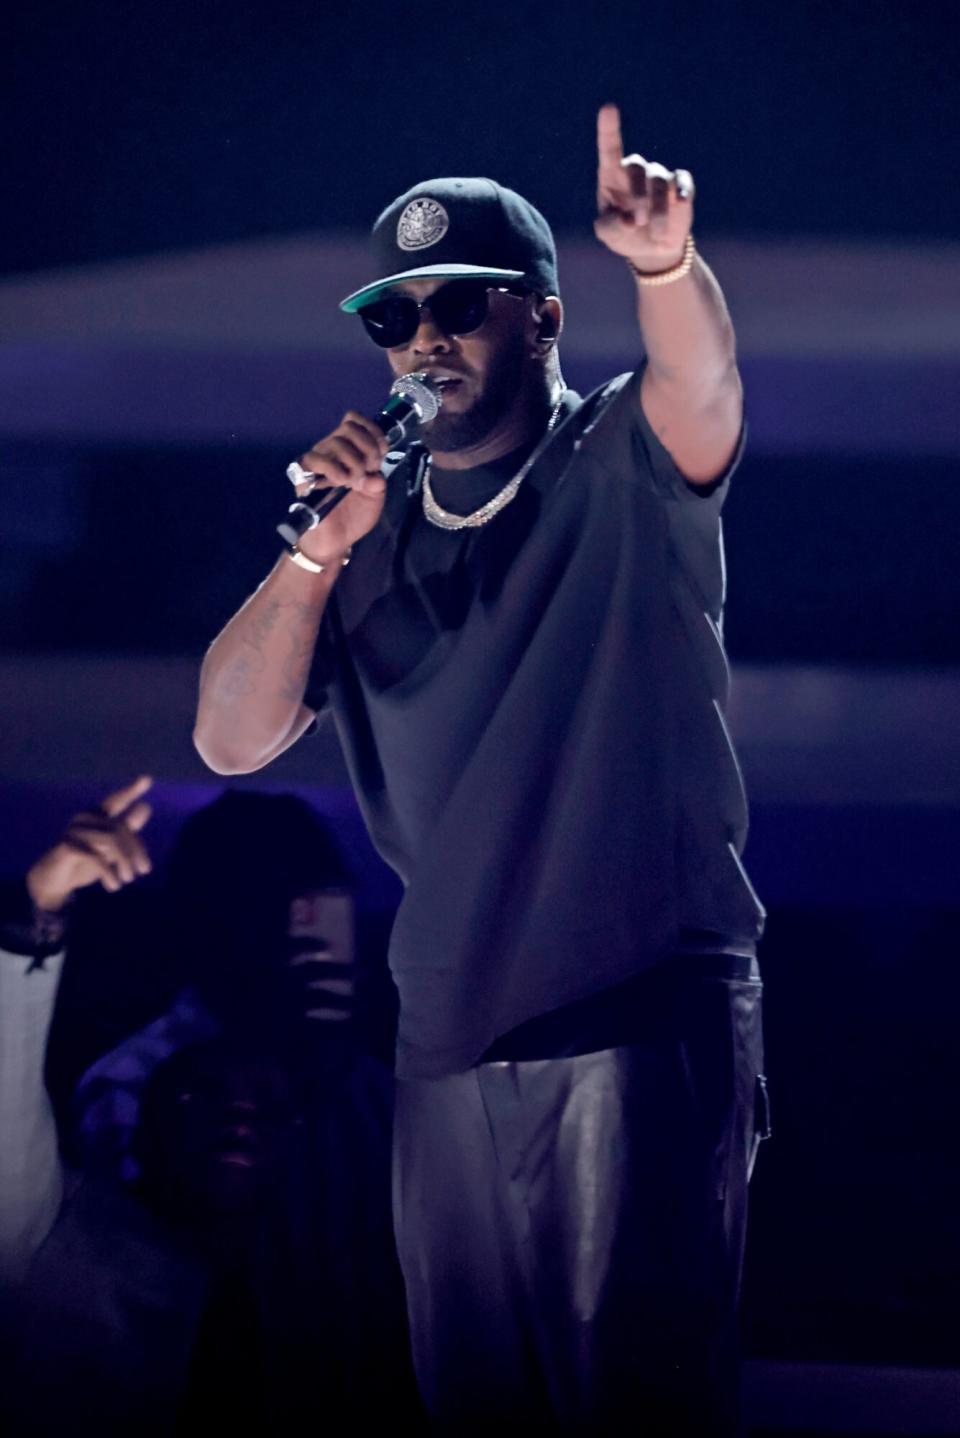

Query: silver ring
[286,461,316,489]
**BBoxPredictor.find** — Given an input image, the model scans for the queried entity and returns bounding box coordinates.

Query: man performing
[195,105,767,1434]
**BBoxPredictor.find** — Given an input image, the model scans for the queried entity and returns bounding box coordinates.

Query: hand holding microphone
[278,372,440,565]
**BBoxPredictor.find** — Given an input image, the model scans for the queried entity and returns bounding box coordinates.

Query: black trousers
[393,960,767,1435]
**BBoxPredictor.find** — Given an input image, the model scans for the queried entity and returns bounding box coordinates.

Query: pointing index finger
[100,775,154,821]
[597,103,625,176]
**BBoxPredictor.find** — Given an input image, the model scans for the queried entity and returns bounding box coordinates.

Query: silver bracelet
[286,544,352,575]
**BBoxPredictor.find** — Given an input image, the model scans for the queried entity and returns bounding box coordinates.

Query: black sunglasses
[358,278,527,349]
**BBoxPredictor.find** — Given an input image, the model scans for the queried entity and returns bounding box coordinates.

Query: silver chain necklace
[421,396,565,531]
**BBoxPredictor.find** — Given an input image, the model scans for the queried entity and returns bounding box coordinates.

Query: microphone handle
[277,485,350,547]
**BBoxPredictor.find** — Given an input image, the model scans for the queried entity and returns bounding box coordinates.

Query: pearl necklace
[421,396,565,531]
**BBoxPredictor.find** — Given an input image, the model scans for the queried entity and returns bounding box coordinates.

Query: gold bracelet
[629,234,696,287]
[287,544,352,575]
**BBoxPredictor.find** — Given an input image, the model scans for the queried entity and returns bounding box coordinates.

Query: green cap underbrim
[340,263,525,314]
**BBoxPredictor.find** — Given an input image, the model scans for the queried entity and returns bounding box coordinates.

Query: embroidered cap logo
[396,198,450,252]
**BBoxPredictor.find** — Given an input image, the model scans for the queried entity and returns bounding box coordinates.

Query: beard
[422,329,527,452]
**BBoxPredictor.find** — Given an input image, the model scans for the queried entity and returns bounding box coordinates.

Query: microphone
[277,372,441,547]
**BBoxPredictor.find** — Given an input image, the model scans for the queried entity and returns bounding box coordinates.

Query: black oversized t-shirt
[304,370,764,1078]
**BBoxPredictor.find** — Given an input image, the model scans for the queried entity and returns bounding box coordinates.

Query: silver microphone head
[390,370,442,424]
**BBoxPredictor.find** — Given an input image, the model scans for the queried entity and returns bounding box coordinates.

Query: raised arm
[594,103,742,485]
[194,411,391,775]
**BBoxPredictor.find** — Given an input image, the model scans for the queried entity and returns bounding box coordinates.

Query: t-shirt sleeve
[627,365,746,511]
[623,367,746,623]
[0,943,66,1281]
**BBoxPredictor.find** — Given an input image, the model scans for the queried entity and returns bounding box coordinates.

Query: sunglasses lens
[429,280,490,336]
[358,280,498,347]
[359,295,419,348]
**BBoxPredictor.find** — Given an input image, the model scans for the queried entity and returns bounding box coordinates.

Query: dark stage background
[2,4,958,1433]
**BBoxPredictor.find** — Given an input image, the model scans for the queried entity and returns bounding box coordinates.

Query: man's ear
[532,296,563,350]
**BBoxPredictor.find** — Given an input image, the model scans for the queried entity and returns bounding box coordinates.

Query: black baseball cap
[339,177,559,314]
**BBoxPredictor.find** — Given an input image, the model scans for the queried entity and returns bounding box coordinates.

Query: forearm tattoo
[217,594,323,704]
[278,597,324,702]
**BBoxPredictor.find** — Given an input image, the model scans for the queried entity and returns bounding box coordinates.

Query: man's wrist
[628,234,696,286]
[1,876,70,959]
[286,543,353,576]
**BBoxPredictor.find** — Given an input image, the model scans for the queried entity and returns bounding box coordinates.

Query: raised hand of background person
[290,412,392,566]
[594,103,694,273]
[25,776,154,913]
